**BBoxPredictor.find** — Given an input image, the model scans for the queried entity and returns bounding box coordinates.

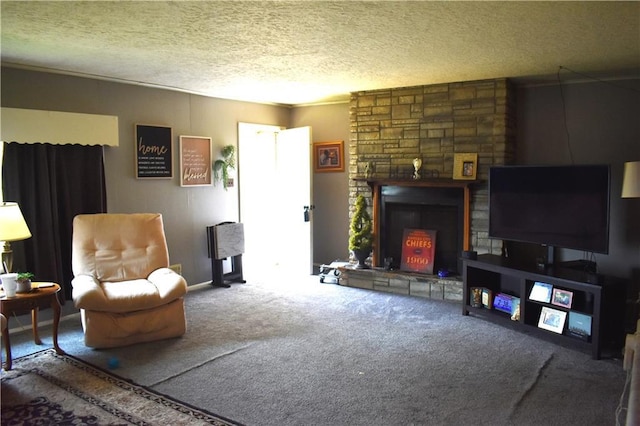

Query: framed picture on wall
[453,153,478,180]
[135,124,173,179]
[314,140,344,173]
[179,135,212,187]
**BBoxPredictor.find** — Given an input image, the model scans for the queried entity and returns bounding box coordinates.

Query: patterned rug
[1,349,240,425]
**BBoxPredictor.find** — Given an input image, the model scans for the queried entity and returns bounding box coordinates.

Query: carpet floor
[2,273,631,425]
[1,349,239,425]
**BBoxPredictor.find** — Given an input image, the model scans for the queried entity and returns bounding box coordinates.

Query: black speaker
[461,250,477,260]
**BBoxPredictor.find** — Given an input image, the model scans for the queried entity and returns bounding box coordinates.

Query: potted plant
[16,271,34,293]
[349,194,373,269]
[212,145,236,190]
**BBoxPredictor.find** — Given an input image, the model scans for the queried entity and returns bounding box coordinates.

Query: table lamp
[622,161,640,198]
[0,202,32,273]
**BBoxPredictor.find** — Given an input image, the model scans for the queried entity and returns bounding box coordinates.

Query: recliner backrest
[72,213,170,282]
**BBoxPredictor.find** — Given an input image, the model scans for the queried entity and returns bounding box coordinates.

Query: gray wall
[1,67,292,286]
[517,79,640,280]
[2,67,638,285]
[291,103,350,266]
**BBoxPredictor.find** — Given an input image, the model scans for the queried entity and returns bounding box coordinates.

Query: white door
[238,123,313,279]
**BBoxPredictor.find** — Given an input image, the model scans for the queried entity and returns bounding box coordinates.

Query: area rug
[1,349,240,425]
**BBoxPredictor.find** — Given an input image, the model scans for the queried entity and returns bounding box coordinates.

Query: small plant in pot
[349,194,373,269]
[16,272,34,293]
[212,145,236,190]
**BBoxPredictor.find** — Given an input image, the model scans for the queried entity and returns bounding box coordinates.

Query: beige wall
[291,103,351,266]
[1,67,294,285]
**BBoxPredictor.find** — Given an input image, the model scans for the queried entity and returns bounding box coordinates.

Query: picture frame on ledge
[551,288,573,309]
[453,153,478,180]
[529,281,553,303]
[538,306,567,334]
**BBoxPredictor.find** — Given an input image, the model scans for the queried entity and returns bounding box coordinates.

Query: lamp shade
[622,161,640,198]
[0,202,32,242]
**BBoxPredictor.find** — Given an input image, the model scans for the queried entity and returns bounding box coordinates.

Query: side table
[1,282,65,370]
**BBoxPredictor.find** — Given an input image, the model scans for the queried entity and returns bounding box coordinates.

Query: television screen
[489,165,610,254]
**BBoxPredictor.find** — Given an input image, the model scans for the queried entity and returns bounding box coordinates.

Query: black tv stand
[462,254,626,359]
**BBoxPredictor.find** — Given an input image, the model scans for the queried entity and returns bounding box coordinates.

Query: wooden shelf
[462,254,626,359]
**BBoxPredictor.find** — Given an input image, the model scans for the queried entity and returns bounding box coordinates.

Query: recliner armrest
[72,274,107,308]
[148,267,188,299]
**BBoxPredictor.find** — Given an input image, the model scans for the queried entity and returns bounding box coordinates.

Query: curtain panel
[2,142,107,300]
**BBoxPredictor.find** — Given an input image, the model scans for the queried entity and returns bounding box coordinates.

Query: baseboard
[7,311,81,334]
[187,281,214,291]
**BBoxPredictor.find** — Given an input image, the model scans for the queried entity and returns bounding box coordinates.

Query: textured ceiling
[2,1,639,105]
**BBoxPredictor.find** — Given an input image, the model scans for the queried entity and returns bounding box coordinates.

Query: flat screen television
[489,165,611,254]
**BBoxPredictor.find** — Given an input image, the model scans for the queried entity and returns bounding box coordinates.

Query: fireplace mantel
[355,177,481,267]
[354,177,481,189]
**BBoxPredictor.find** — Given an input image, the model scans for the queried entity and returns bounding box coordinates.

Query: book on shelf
[567,311,592,340]
[481,288,493,309]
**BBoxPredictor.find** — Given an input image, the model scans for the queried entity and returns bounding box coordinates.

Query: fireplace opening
[379,186,464,274]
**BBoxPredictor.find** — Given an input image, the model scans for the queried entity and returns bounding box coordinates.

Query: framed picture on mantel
[453,153,478,180]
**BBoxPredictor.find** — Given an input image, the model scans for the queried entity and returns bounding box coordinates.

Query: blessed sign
[180,136,212,186]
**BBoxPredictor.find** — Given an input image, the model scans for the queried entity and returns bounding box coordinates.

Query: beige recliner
[71,213,187,348]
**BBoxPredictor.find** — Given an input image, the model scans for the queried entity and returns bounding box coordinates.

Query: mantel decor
[453,153,478,180]
[314,140,344,173]
[180,136,212,187]
[135,124,173,179]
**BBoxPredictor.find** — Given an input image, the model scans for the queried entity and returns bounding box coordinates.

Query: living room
[1,2,640,424]
[2,69,638,293]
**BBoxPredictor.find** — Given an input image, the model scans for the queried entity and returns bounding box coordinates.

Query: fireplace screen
[379,186,464,274]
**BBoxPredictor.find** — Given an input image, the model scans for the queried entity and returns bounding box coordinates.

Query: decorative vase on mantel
[352,248,371,269]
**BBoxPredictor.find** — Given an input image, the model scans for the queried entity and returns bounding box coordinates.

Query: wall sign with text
[135,124,173,179]
[180,135,212,187]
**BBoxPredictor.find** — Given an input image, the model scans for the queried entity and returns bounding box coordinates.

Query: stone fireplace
[348,78,517,266]
[341,78,516,300]
[378,182,467,274]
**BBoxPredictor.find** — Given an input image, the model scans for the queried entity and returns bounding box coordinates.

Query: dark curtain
[2,142,107,300]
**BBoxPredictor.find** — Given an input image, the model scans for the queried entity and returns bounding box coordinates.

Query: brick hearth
[339,267,463,302]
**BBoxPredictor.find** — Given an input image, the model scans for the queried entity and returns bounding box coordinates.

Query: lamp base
[2,241,13,273]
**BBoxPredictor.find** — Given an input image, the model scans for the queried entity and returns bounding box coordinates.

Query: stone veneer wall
[349,78,516,256]
[339,267,464,302]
